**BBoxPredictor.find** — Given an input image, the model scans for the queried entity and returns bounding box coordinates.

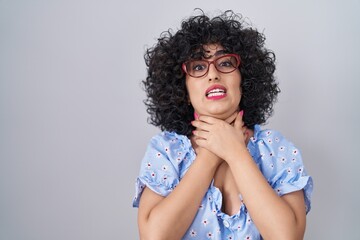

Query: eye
[188,60,207,72]
[217,57,235,68]
[193,64,206,71]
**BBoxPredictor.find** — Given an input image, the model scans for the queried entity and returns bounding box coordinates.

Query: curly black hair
[143,10,280,136]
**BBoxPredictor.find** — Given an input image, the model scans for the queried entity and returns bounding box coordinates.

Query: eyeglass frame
[182,53,241,78]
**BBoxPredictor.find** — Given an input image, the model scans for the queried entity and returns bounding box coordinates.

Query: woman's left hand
[191,111,249,161]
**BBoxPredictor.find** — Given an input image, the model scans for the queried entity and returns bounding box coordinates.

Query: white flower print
[189,229,197,237]
[280,157,286,163]
[287,168,292,174]
[237,225,242,231]
[245,235,252,240]
[150,172,156,178]
[269,163,274,169]
[178,151,182,156]
[298,167,303,173]
[250,136,256,142]
[279,146,285,151]
[228,235,234,239]
[165,147,169,152]
[292,157,297,163]
[162,165,168,171]
[247,218,252,224]
[176,157,181,162]
[207,232,213,239]
[156,152,161,158]
[267,138,273,144]
[199,204,204,209]
[275,137,280,142]
[266,131,272,136]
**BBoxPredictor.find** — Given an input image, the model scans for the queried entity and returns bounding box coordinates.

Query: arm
[225,147,306,240]
[138,148,221,240]
[192,113,307,240]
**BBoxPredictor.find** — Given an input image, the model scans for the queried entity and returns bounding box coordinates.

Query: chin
[205,110,237,120]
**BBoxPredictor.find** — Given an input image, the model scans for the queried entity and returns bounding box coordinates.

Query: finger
[234,110,244,130]
[193,137,207,148]
[192,129,209,140]
[242,126,247,135]
[197,115,221,125]
[194,112,199,120]
[191,120,212,131]
[225,111,239,125]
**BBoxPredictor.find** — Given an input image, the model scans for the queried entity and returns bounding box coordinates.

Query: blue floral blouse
[133,125,313,239]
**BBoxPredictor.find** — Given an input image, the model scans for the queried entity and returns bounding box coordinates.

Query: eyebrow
[190,49,228,60]
[204,49,228,59]
[213,50,227,56]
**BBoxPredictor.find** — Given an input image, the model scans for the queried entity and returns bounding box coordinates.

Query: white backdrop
[1,0,359,239]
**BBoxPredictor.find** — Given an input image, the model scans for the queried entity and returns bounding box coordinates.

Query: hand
[190,136,223,166]
[191,111,248,161]
[191,112,226,166]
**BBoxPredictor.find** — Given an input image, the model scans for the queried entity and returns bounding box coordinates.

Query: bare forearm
[227,148,301,240]
[139,157,219,240]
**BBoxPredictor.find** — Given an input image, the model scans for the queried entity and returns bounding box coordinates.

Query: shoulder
[247,126,313,213]
[144,131,195,172]
[248,125,300,160]
[148,131,192,154]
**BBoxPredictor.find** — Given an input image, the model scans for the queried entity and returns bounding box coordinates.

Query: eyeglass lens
[185,55,239,78]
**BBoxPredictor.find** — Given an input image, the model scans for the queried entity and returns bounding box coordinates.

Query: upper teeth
[207,88,225,96]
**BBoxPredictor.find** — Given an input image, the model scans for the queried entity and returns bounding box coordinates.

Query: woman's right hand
[191,136,223,166]
[191,110,239,166]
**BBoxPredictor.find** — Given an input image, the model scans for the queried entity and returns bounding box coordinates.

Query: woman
[133,10,313,240]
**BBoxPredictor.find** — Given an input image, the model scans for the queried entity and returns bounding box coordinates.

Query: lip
[205,84,227,100]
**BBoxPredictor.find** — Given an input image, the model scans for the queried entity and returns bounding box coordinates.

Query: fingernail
[239,110,244,116]
[194,112,199,119]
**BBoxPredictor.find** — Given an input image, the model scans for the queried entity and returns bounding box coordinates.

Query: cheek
[185,78,192,99]
[185,78,201,99]
[232,74,242,98]
[235,88,241,104]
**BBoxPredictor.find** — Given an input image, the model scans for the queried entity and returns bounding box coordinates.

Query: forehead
[190,44,226,60]
[202,44,225,58]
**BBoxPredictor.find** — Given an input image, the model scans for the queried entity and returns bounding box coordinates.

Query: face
[185,44,242,119]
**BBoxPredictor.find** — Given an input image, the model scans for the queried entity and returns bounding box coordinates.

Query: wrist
[223,145,249,165]
[196,150,222,169]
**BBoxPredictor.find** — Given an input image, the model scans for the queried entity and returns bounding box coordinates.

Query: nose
[207,62,220,81]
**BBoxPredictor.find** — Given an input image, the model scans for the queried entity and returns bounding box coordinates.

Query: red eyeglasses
[182,54,241,78]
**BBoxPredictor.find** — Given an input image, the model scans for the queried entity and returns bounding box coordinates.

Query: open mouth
[205,85,227,98]
[206,88,226,97]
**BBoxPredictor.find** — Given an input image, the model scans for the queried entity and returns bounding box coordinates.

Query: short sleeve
[132,131,194,207]
[248,126,313,213]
